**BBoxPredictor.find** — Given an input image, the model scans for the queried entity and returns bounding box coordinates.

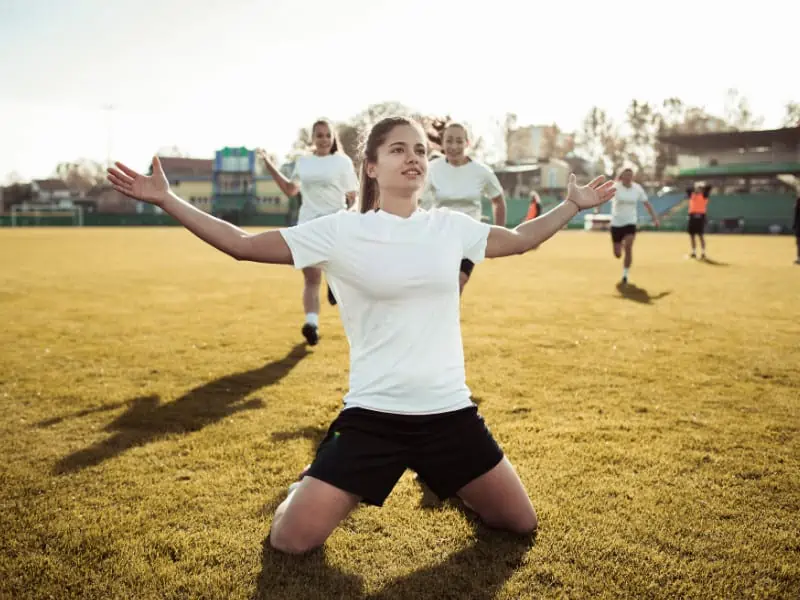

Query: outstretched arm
[486,175,615,258]
[108,157,292,264]
[643,201,660,227]
[490,194,507,227]
[257,149,300,198]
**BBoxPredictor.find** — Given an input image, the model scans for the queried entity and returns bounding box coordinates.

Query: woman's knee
[479,502,538,536]
[269,522,326,555]
[509,506,538,535]
[269,477,360,555]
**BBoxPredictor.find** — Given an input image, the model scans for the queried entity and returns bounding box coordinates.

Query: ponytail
[359,160,379,213]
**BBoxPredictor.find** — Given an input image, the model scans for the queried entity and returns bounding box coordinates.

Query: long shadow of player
[51,343,309,475]
[252,496,534,600]
[615,282,672,305]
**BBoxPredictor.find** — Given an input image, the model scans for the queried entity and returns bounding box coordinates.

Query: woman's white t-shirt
[280,207,491,415]
[610,182,649,227]
[421,158,504,221]
[290,153,359,223]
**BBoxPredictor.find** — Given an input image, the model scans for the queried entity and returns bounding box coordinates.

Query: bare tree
[539,123,576,160]
[578,107,627,176]
[624,100,658,175]
[2,182,33,208]
[54,159,106,196]
[724,88,764,131]
[156,145,190,158]
[287,127,313,162]
[3,171,24,186]
[782,101,800,127]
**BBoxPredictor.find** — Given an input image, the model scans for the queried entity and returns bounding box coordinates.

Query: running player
[257,119,358,345]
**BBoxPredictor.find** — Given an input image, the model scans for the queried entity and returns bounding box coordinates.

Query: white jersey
[421,158,503,222]
[610,182,648,227]
[280,207,490,415]
[290,153,359,223]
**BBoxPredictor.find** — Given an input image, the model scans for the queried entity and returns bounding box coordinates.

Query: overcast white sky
[0,0,796,180]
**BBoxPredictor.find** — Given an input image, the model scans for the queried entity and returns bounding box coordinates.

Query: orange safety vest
[688,192,708,215]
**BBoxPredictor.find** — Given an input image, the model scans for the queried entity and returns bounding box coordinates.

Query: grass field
[1,227,798,600]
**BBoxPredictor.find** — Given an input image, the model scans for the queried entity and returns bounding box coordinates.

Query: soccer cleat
[302,323,319,346]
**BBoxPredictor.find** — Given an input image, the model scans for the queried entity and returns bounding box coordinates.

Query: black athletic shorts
[460,259,475,277]
[610,224,637,244]
[687,213,706,235]
[305,405,504,507]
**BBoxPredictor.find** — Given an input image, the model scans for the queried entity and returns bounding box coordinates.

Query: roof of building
[677,162,800,178]
[158,157,214,177]
[34,178,70,192]
[493,163,540,174]
[660,127,800,150]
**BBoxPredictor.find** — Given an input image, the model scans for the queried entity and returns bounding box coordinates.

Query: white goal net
[10,204,84,227]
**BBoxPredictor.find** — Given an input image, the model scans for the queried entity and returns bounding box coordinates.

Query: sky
[0,0,797,181]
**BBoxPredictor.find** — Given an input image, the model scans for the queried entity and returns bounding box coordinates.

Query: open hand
[565,174,616,210]
[107,156,170,206]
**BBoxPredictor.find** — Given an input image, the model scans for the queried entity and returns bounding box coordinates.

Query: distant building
[659,127,800,193]
[31,179,73,206]
[507,125,575,164]
[493,154,592,198]
[150,152,286,220]
[89,185,138,214]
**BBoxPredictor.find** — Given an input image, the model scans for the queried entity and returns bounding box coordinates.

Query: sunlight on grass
[1,227,798,599]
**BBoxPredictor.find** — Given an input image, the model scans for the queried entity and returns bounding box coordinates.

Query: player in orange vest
[525,191,542,221]
[686,183,712,259]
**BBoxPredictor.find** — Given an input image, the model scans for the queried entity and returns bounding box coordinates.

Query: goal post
[10,204,84,227]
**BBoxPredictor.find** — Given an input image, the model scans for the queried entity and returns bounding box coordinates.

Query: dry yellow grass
[1,227,798,600]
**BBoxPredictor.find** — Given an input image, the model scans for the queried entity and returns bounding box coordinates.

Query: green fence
[2,193,795,234]
[0,212,290,228]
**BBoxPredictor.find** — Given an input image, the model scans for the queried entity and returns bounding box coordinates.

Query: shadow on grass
[698,256,729,267]
[51,343,310,475]
[253,510,534,600]
[615,282,672,305]
[36,400,130,428]
[270,425,328,446]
